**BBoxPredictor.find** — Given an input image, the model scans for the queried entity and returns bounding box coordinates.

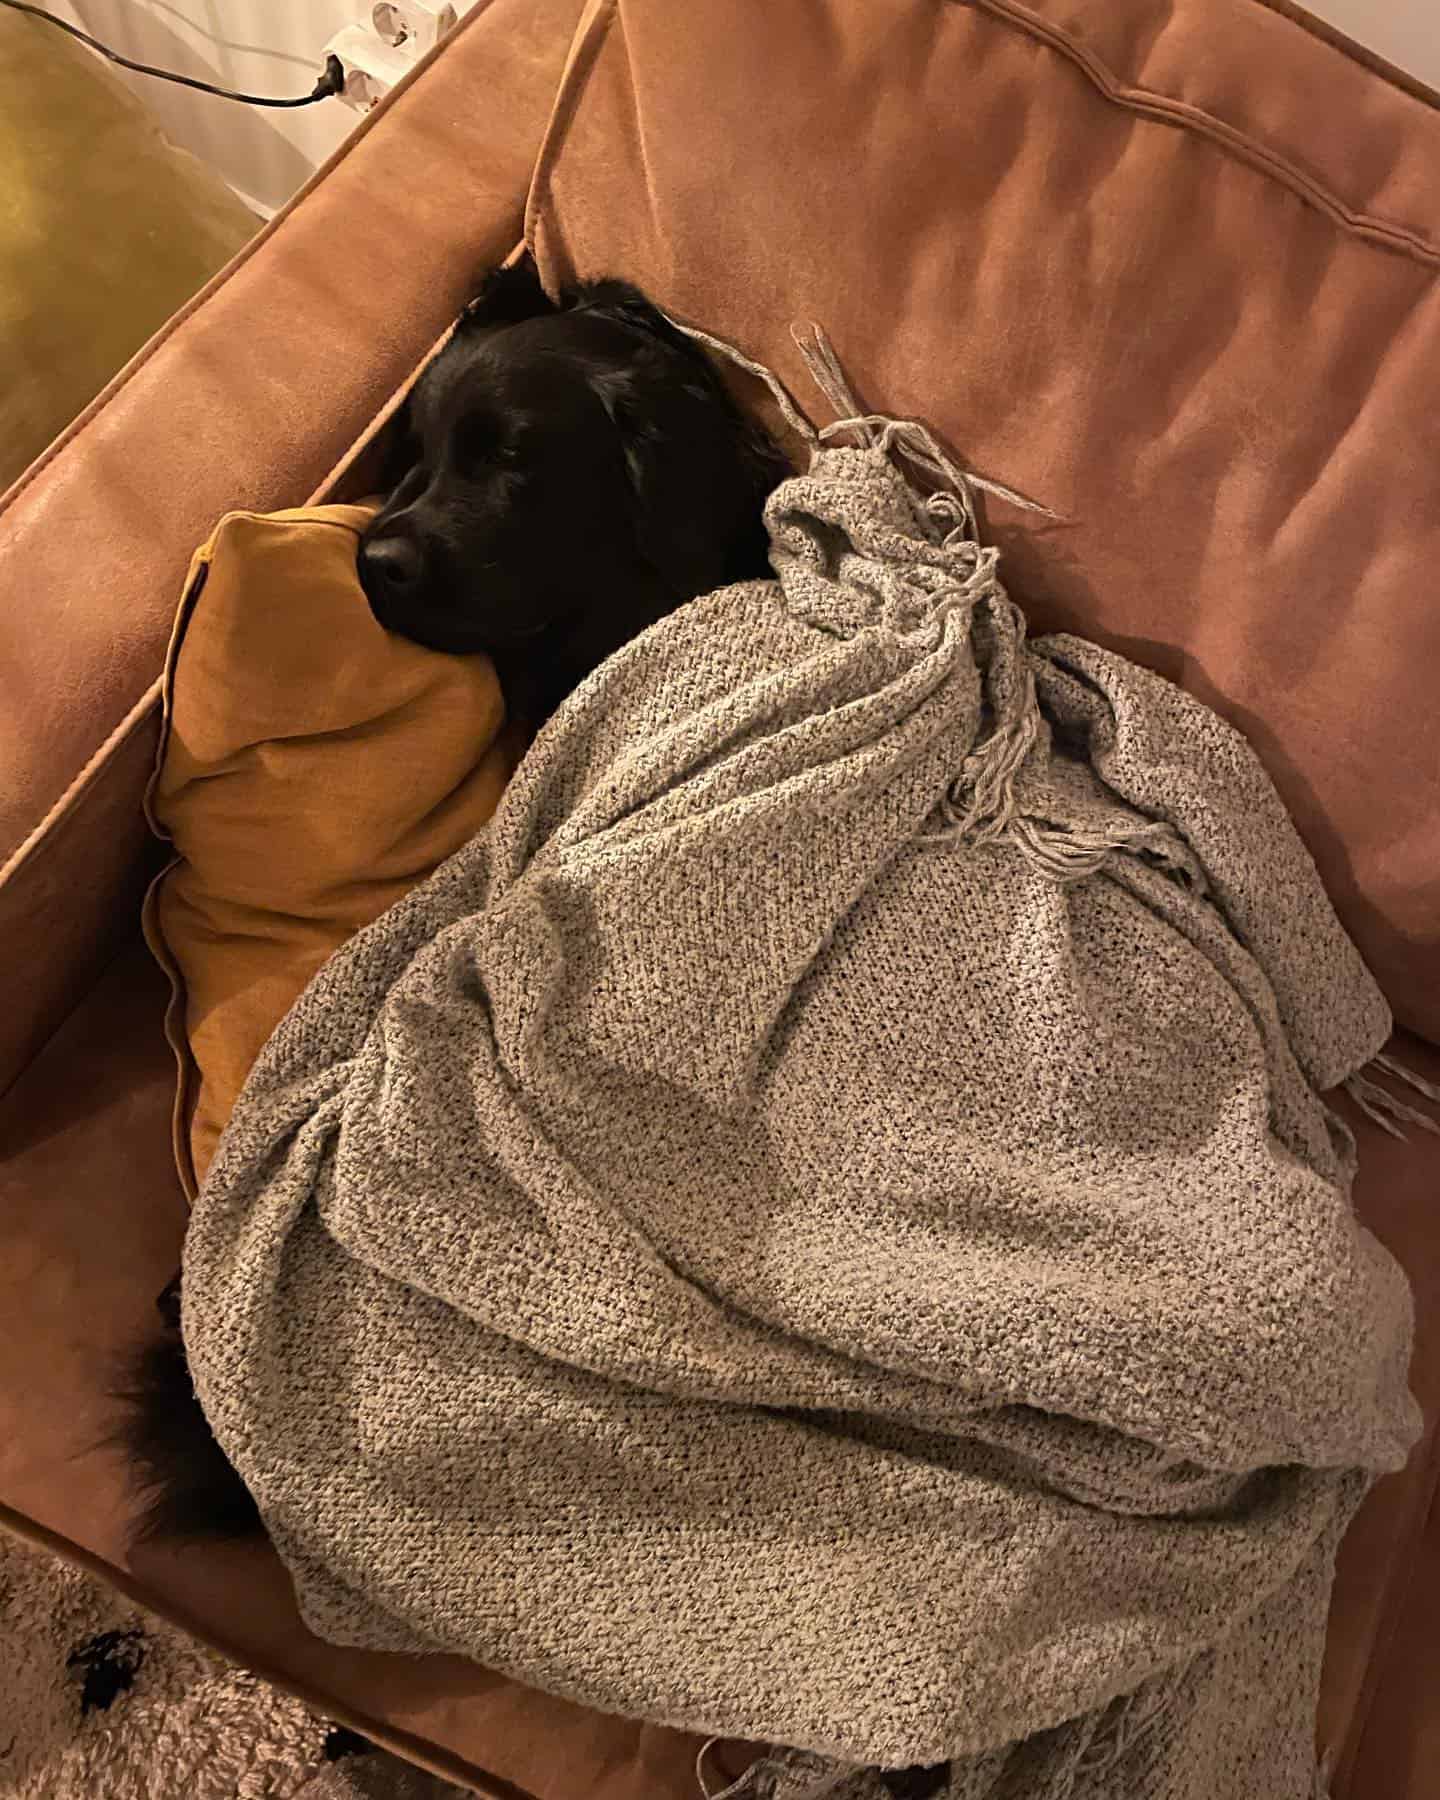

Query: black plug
[313,53,346,102]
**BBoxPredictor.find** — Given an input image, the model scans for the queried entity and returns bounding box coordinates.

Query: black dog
[358,254,787,726]
[122,262,786,1546]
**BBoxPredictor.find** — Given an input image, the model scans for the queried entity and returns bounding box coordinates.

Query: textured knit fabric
[183,445,1419,1800]
[0,1526,467,1799]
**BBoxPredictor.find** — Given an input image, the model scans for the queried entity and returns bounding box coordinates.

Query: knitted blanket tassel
[682,312,1440,1144]
[675,316,1208,891]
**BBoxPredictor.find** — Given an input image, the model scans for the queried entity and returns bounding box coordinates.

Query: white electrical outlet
[325,4,460,113]
[370,2,458,57]
[323,23,413,112]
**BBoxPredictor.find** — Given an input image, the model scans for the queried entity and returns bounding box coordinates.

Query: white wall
[1305,0,1440,88]
[49,2,372,216]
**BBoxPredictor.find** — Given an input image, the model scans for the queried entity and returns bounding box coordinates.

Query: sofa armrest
[0,0,583,1095]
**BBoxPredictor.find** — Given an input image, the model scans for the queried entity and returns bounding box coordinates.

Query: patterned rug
[0,1528,472,1799]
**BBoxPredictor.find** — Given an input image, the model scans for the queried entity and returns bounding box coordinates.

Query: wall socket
[325,3,460,113]
[371,3,459,56]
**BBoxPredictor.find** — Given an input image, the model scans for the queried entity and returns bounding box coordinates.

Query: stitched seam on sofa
[0,0,506,523]
[0,681,164,889]
[524,0,1440,272]
[304,238,526,510]
[307,384,418,509]
[303,307,485,506]
[140,853,198,1202]
[524,0,618,265]
[970,0,1440,265]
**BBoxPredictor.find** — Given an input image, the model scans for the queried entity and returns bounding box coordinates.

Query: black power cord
[1,1,344,107]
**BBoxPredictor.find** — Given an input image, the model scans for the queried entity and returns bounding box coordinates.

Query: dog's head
[358,257,787,718]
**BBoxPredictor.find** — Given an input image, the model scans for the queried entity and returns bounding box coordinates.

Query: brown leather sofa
[2,2,1437,1795]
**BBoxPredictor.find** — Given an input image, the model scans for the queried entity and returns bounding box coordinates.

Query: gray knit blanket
[184,435,1420,1800]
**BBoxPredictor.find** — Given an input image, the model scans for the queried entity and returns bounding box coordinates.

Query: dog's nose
[359,534,423,600]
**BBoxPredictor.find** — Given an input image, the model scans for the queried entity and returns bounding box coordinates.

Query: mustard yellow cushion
[144,504,521,1196]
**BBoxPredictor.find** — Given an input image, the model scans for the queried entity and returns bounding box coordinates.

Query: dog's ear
[378,392,421,494]
[593,357,778,598]
[566,277,703,362]
[457,253,555,335]
[576,281,785,588]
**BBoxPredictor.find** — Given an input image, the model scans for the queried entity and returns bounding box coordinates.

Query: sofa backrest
[531,0,1440,1041]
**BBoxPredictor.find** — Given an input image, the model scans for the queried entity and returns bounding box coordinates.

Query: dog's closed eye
[451,411,521,477]
[358,253,790,724]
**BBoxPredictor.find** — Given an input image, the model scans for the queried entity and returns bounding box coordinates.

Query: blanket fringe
[671,312,1196,890]
[794,326,1199,888]
[1074,1678,1175,1779]
[681,311,1138,889]
[696,1740,856,1800]
[1344,1054,1440,1140]
[696,1740,761,1800]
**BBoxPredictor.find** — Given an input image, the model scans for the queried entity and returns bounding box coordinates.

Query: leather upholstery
[0,0,1435,1794]
[533,0,1440,1043]
[0,0,584,1096]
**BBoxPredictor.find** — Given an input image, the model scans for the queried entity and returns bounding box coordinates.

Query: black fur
[67,1628,146,1714]
[877,1765,951,1799]
[359,251,789,726]
[117,1280,262,1543]
[121,261,787,1546]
